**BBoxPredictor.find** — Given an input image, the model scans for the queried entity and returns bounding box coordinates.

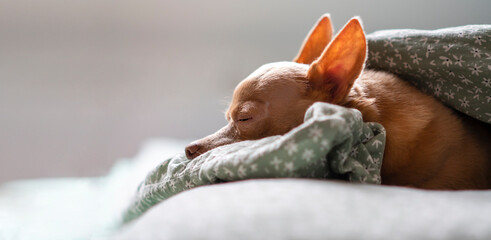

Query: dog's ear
[294,14,333,65]
[307,17,366,103]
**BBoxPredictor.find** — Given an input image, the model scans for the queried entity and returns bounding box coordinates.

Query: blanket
[366,25,491,123]
[123,103,386,223]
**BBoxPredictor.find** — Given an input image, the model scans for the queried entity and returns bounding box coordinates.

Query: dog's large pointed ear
[307,17,366,103]
[293,14,333,65]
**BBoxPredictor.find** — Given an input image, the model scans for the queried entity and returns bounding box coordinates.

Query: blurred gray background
[1,0,490,182]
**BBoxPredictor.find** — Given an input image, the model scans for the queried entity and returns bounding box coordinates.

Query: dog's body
[185,15,491,190]
[348,70,491,189]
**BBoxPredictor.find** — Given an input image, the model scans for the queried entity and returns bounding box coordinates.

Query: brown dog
[185,15,491,190]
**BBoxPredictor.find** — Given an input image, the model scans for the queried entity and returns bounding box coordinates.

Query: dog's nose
[185,143,202,159]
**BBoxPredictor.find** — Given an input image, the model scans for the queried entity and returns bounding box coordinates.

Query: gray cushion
[114,179,491,240]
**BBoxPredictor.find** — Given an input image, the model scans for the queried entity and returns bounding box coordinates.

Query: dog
[185,14,491,190]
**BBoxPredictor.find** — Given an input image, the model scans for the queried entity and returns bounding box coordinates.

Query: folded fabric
[366,25,491,124]
[122,102,386,223]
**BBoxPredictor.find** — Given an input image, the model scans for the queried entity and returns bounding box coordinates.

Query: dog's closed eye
[238,117,252,122]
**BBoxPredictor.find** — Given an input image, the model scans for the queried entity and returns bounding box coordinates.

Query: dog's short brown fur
[185,15,491,190]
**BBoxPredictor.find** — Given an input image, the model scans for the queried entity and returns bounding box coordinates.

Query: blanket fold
[122,102,386,223]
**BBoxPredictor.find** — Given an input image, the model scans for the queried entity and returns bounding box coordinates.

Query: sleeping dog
[185,15,491,190]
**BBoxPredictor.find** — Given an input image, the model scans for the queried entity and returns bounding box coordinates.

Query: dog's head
[185,15,367,159]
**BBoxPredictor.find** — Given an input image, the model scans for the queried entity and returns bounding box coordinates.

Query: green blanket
[366,25,491,124]
[123,103,386,223]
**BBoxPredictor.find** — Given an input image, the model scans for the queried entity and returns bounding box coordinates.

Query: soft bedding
[123,102,386,223]
[114,179,491,240]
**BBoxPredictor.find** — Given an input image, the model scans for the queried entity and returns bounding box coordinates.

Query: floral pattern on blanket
[366,25,491,124]
[122,103,385,223]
